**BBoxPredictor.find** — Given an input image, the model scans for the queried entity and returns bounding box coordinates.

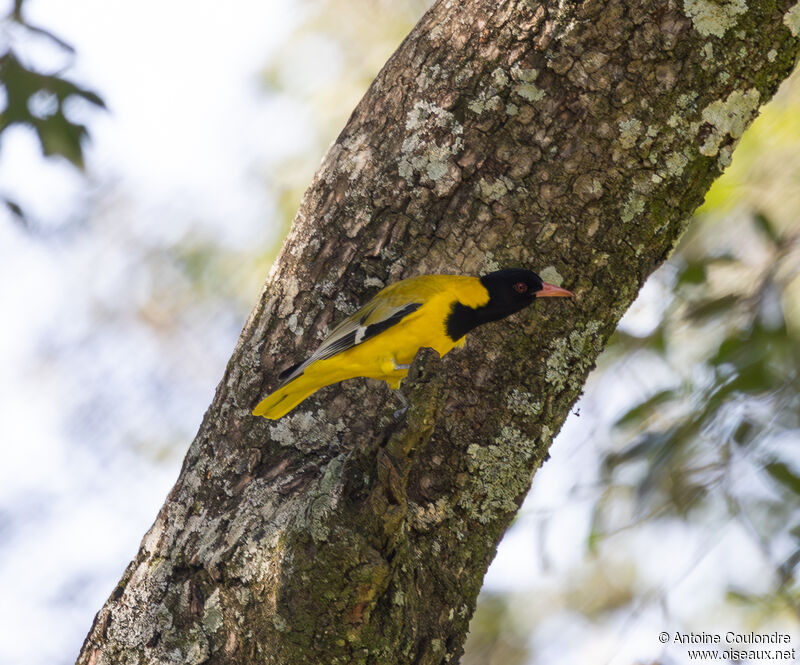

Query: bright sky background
[0,2,302,663]
[1,2,796,665]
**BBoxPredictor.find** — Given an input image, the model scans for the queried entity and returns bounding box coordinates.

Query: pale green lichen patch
[480,251,501,274]
[202,588,224,634]
[340,132,373,182]
[664,151,689,176]
[467,98,483,114]
[620,192,645,223]
[287,313,303,337]
[617,118,643,149]
[506,103,518,116]
[491,67,509,87]
[698,88,760,159]
[184,625,211,665]
[270,410,340,453]
[142,517,165,555]
[677,92,699,109]
[573,173,604,200]
[717,144,735,167]
[683,0,747,38]
[468,93,504,115]
[785,1,800,35]
[514,83,546,102]
[405,100,452,131]
[476,176,514,202]
[334,291,355,314]
[155,602,174,640]
[272,614,290,633]
[545,320,604,392]
[303,456,345,543]
[416,63,443,91]
[277,276,300,317]
[409,497,450,530]
[538,266,564,287]
[398,100,464,185]
[461,426,540,524]
[505,389,542,417]
[510,64,539,82]
[364,276,385,289]
[462,64,508,118]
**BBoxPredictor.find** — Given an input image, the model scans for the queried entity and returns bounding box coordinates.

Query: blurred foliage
[259,0,433,237]
[593,208,800,603]
[462,594,530,665]
[0,0,104,221]
[0,50,104,166]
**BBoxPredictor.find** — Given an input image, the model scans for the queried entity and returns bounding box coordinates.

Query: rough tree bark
[77,1,799,664]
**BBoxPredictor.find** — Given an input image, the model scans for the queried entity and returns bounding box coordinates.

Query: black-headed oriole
[253,268,573,419]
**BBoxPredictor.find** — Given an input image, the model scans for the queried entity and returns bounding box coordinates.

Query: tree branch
[77,0,800,663]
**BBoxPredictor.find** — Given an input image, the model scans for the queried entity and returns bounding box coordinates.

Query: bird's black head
[445,268,573,341]
[480,268,543,315]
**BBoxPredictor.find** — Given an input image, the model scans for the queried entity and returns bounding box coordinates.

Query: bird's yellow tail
[252,374,323,419]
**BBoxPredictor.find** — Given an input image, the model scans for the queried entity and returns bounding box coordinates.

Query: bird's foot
[393,391,409,420]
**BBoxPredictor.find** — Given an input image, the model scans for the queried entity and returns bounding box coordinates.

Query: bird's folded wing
[276,300,423,386]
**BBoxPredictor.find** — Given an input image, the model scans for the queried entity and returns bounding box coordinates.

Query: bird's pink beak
[538,282,574,298]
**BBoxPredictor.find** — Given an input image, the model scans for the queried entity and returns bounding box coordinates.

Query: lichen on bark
[76,1,800,664]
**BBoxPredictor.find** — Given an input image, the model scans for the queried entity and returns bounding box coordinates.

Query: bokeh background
[1,1,798,664]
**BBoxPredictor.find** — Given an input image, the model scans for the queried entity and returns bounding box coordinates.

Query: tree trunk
[77,1,800,663]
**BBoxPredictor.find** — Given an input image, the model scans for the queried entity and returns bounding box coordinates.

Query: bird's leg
[391,355,417,419]
[378,356,411,418]
[393,390,409,419]
[380,356,411,376]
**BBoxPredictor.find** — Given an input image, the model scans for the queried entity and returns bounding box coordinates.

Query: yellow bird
[253,268,573,419]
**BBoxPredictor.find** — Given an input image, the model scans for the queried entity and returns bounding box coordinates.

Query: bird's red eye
[513,281,528,294]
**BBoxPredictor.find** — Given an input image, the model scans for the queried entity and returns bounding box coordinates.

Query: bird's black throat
[445,297,532,341]
[445,302,495,340]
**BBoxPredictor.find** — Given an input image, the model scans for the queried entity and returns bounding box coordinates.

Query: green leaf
[685,295,739,322]
[752,211,781,247]
[613,389,678,428]
[765,461,800,496]
[676,261,707,286]
[33,113,88,168]
[2,197,28,226]
[726,588,757,604]
[604,429,677,470]
[48,75,106,108]
[731,419,755,447]
[0,50,104,169]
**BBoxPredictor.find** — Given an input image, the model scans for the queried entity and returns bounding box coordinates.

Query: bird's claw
[393,391,409,420]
